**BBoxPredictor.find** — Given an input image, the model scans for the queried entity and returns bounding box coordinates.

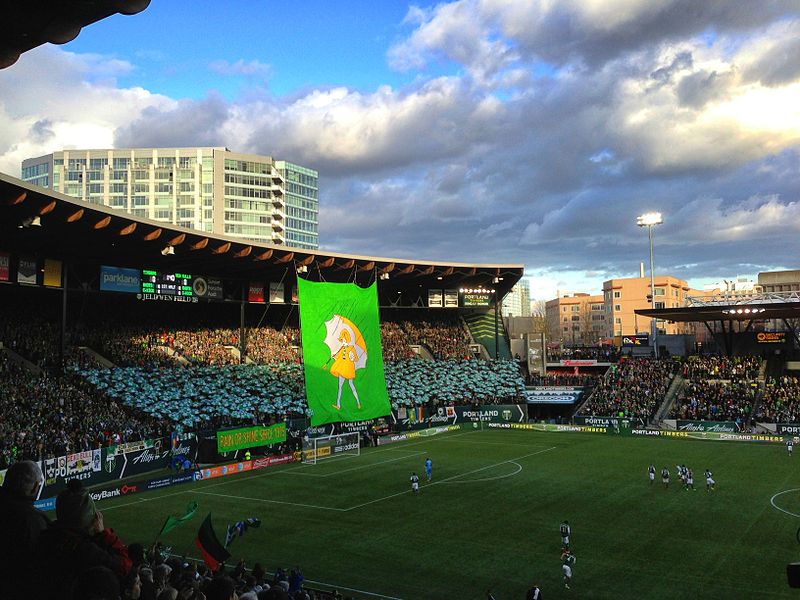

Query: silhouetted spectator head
[205,576,237,600]
[57,479,98,531]
[71,565,121,600]
[3,460,43,501]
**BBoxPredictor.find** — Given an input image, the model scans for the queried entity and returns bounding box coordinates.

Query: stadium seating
[670,355,761,424]
[580,358,674,424]
[755,375,800,423]
[0,354,167,469]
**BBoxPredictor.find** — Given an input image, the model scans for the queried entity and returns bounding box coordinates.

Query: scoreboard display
[141,269,194,297]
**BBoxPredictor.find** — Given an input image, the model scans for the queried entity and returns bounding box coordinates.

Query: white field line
[101,430,510,513]
[770,488,800,518]
[193,490,346,512]
[168,553,405,600]
[285,451,427,478]
[440,461,523,484]
[344,446,556,511]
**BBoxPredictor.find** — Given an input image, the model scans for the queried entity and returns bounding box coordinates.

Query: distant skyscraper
[502,279,531,317]
[21,147,318,249]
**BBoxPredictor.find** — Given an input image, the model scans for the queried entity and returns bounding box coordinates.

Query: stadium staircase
[751,356,782,425]
[77,346,115,368]
[157,345,191,366]
[0,345,42,375]
[463,310,512,360]
[653,373,684,425]
[410,344,435,360]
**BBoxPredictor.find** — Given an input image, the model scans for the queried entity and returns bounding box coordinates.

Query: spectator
[71,565,122,600]
[36,480,132,598]
[0,460,49,599]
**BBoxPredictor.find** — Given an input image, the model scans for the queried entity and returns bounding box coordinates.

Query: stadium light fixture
[17,216,41,228]
[161,245,175,256]
[637,212,663,358]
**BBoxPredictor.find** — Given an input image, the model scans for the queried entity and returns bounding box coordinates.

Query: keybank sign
[100,266,140,294]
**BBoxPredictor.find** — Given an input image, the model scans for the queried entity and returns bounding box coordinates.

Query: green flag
[298,279,391,426]
[159,500,199,536]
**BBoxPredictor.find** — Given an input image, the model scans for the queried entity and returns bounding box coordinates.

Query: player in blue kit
[425,457,432,482]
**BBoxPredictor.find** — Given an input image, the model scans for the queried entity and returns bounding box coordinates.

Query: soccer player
[562,560,573,589]
[425,457,433,482]
[648,464,656,485]
[560,520,571,548]
[526,583,543,600]
[686,468,695,491]
[788,439,794,457]
[704,468,715,491]
[661,466,669,488]
[410,472,420,493]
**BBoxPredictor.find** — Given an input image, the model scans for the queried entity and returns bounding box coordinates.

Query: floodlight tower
[636,212,663,358]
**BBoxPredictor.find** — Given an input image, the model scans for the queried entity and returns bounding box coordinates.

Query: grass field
[97,428,800,599]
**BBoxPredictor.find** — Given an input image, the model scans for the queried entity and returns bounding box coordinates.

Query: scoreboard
[141,269,194,297]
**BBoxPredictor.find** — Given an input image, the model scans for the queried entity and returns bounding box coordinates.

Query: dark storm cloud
[114,94,231,148]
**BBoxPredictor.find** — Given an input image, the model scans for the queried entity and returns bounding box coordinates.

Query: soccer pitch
[99,428,800,599]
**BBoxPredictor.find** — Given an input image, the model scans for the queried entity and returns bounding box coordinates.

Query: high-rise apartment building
[21,148,319,249]
[502,279,531,317]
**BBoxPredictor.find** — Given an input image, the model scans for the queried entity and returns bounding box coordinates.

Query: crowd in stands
[755,374,800,423]
[580,358,674,424]
[671,380,756,424]
[0,354,166,469]
[547,346,621,362]
[77,364,307,430]
[379,322,414,361]
[400,318,472,360]
[680,355,760,381]
[385,358,524,407]
[0,461,341,600]
[671,355,761,425]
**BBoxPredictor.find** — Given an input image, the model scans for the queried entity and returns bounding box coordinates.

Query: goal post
[302,432,361,465]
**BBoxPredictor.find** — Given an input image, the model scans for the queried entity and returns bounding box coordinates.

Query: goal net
[302,432,361,465]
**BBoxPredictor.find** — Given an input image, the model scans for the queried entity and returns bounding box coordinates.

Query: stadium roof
[636,302,800,323]
[0,0,151,69]
[0,173,524,296]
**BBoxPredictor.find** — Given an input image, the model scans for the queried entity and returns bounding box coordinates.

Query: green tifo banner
[297,279,391,426]
[217,423,287,453]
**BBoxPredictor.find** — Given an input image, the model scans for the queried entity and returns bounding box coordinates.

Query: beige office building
[545,292,607,346]
[21,148,319,249]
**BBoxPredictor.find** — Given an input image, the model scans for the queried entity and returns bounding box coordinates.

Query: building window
[654,288,665,296]
[614,304,621,311]
[614,317,621,324]
[614,291,620,298]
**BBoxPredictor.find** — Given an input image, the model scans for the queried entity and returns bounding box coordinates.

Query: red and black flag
[194,513,230,571]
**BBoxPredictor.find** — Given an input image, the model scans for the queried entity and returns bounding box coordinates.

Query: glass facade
[277,161,318,249]
[21,149,319,249]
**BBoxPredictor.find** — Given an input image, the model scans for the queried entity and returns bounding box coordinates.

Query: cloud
[0,3,798,300]
[208,59,272,79]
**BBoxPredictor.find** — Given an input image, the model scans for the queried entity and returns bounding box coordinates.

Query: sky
[1,0,799,300]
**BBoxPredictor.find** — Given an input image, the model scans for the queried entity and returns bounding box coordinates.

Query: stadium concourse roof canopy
[636,295,800,355]
[0,173,524,298]
[0,0,152,69]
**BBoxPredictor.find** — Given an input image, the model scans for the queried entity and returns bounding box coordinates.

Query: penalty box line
[184,446,556,514]
[344,446,557,512]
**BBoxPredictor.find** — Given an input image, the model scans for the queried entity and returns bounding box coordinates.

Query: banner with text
[676,420,738,433]
[217,423,287,453]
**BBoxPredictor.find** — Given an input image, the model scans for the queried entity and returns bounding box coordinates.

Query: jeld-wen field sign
[217,423,287,453]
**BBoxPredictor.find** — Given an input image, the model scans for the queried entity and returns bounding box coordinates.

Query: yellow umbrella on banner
[322,314,367,410]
